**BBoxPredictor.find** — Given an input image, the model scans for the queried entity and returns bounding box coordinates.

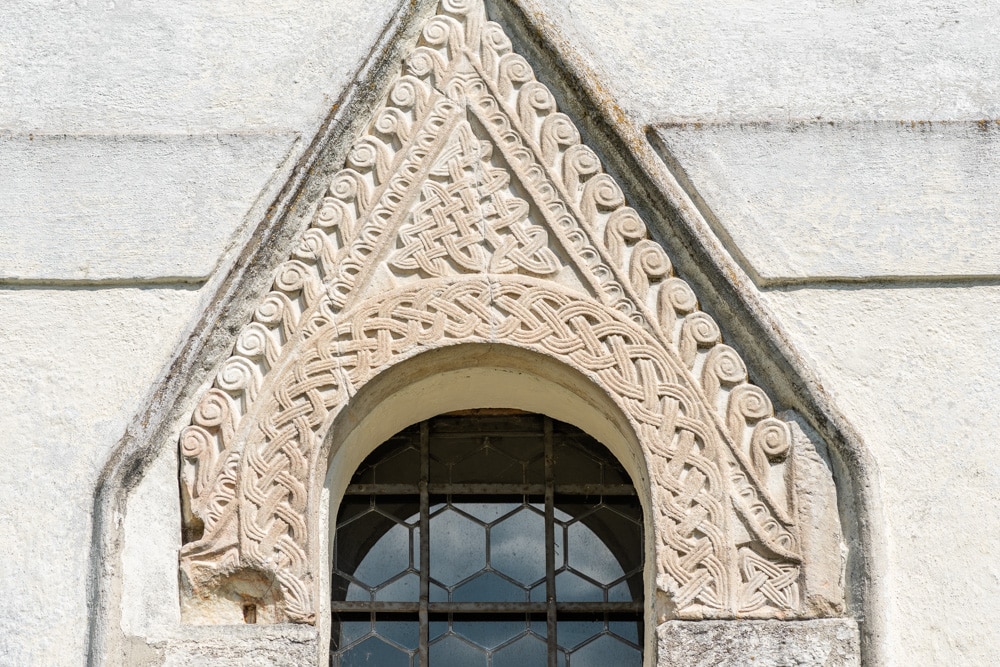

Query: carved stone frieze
[178,0,843,624]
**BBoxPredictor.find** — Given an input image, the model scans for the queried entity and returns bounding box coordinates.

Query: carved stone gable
[178,0,844,626]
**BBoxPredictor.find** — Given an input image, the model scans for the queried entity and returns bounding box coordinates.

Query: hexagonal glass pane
[334,496,419,603]
[491,507,546,586]
[427,434,474,466]
[566,514,626,586]
[430,508,486,586]
[337,496,374,526]
[555,570,604,602]
[338,636,410,667]
[428,635,487,667]
[350,432,414,485]
[372,445,421,484]
[379,618,419,652]
[608,574,642,602]
[429,582,448,602]
[374,572,419,601]
[453,499,521,524]
[353,522,414,589]
[429,618,448,642]
[490,433,545,473]
[450,443,523,484]
[608,618,641,646]
[452,571,525,602]
[345,581,370,602]
[601,498,642,525]
[607,580,630,602]
[453,617,529,650]
[568,633,640,666]
[557,619,604,651]
[335,615,372,648]
[552,439,602,485]
[491,633,547,667]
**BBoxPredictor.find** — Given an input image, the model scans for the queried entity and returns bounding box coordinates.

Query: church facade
[2,0,998,665]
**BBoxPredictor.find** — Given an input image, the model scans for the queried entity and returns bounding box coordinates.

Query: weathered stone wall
[2,0,998,665]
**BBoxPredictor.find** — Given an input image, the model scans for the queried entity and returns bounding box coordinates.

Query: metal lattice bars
[330,413,643,665]
[344,483,637,496]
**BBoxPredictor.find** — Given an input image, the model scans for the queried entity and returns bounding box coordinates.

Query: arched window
[330,411,643,665]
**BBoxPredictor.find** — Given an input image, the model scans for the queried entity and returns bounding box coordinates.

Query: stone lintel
[657,618,860,666]
[135,625,319,666]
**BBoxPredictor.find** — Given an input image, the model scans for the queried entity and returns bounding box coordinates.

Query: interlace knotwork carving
[390,120,560,277]
[242,279,751,618]
[178,0,811,623]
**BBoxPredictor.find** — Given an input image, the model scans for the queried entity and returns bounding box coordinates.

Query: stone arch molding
[178,0,843,627]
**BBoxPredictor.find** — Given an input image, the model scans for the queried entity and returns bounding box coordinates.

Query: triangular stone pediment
[176,0,843,626]
[347,113,594,301]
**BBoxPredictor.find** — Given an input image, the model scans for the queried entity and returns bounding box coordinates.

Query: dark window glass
[331,412,643,666]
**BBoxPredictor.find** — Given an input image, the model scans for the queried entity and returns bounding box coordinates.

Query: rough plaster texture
[763,286,1000,665]
[0,287,202,663]
[2,0,999,664]
[653,122,1000,281]
[531,0,1000,124]
[1,0,400,133]
[657,619,860,666]
[533,0,1000,285]
[1,0,403,284]
[0,133,298,282]
[121,445,183,639]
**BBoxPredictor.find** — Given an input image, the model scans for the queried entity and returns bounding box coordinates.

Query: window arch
[330,410,643,665]
[87,0,862,664]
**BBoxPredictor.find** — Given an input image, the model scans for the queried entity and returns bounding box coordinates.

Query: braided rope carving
[179,0,807,622]
[390,120,560,277]
[241,279,753,619]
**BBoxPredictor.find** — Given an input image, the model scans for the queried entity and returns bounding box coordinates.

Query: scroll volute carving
[177,0,845,625]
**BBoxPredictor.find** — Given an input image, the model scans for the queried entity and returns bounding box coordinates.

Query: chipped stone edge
[122,624,319,666]
[657,618,860,666]
[86,1,887,666]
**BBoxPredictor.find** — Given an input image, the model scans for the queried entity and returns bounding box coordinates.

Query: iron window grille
[331,412,643,666]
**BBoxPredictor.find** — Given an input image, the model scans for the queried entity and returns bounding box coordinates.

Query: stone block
[137,626,318,667]
[656,619,860,666]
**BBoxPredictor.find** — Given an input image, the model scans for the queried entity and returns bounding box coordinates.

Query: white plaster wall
[652,122,1000,282]
[534,0,1000,282]
[1,0,403,283]
[0,133,299,281]
[2,0,999,665]
[1,0,401,132]
[763,286,1000,665]
[0,0,403,663]
[0,288,201,663]
[532,0,1000,124]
